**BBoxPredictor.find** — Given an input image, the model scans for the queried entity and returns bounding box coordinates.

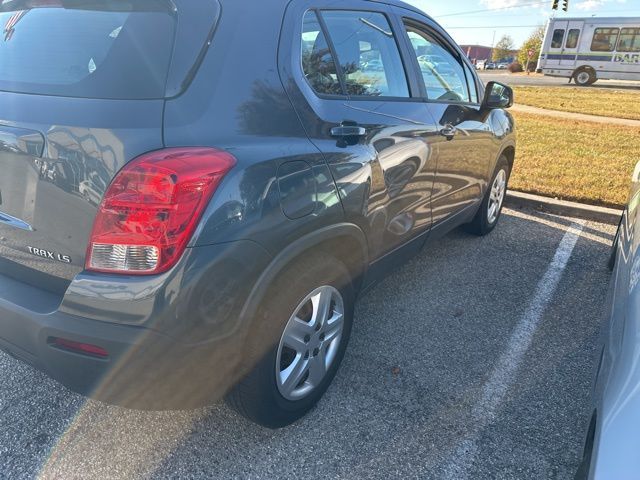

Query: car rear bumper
[0,241,273,409]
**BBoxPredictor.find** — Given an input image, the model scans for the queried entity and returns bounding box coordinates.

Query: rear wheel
[465,156,510,236]
[574,67,596,86]
[226,253,355,428]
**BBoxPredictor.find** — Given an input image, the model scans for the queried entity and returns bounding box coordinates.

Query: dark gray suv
[0,0,515,427]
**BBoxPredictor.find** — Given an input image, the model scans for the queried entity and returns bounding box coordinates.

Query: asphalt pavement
[0,207,616,480]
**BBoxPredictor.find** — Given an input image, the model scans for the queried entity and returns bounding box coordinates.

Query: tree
[518,26,545,72]
[492,35,515,62]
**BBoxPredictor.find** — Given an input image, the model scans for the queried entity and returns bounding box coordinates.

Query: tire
[465,156,511,236]
[226,253,355,428]
[608,212,623,271]
[574,67,596,87]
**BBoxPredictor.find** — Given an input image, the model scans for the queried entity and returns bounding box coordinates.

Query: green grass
[513,86,640,121]
[510,111,639,208]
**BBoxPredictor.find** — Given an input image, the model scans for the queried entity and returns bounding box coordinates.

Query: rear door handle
[331,123,367,138]
[440,124,457,141]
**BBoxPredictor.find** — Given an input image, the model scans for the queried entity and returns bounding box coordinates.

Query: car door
[392,11,495,224]
[279,0,440,266]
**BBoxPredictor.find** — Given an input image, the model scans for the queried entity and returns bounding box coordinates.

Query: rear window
[0,2,176,99]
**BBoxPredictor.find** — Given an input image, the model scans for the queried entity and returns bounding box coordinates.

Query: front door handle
[331,123,367,138]
[440,124,457,141]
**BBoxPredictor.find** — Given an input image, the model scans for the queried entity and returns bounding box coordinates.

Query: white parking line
[441,222,585,480]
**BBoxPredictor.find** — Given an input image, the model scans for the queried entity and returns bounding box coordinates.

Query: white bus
[537,17,640,86]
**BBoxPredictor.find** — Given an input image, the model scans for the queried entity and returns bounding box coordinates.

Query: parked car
[576,161,640,479]
[485,62,497,70]
[497,63,509,70]
[364,58,384,71]
[417,54,456,76]
[0,0,515,428]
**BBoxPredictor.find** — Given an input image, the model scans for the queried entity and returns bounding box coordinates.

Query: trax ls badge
[27,246,72,264]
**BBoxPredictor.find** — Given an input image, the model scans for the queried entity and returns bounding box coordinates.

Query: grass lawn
[510,111,640,208]
[513,86,640,121]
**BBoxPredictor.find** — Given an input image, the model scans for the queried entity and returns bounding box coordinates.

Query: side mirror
[482,81,514,110]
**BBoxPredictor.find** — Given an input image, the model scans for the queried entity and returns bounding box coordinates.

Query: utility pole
[490,30,496,62]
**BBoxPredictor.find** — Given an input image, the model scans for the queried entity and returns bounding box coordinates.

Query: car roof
[367,0,427,16]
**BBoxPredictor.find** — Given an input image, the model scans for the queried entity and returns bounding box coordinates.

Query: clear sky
[404,0,640,47]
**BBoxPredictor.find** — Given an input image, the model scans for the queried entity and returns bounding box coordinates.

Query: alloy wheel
[275,286,344,401]
[487,169,507,225]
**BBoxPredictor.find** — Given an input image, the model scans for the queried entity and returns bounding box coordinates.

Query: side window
[405,27,470,103]
[320,10,409,98]
[551,29,565,49]
[565,29,580,49]
[618,28,640,52]
[591,28,619,52]
[301,11,342,95]
[463,62,479,104]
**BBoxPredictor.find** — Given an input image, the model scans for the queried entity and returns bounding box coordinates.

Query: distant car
[497,63,508,70]
[418,54,455,75]
[485,62,496,70]
[576,160,640,479]
[364,59,384,71]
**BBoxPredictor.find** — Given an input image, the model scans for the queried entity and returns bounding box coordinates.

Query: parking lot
[0,207,615,480]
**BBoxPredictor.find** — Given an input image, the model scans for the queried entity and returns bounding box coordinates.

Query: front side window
[320,10,409,98]
[591,28,619,52]
[463,62,479,104]
[406,27,470,103]
[617,28,640,52]
[566,29,580,49]
[551,29,565,49]
[301,11,342,95]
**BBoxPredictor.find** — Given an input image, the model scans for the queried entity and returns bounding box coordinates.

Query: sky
[404,0,640,47]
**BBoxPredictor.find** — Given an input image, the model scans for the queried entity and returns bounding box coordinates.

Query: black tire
[608,212,623,271]
[574,67,596,87]
[465,156,511,236]
[225,253,355,428]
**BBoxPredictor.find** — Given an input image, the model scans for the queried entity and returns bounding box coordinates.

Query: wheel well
[312,235,367,292]
[501,146,515,174]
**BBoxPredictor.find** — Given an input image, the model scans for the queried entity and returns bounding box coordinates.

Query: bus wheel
[574,67,596,86]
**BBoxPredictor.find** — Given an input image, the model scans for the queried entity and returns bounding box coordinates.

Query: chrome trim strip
[0,211,33,231]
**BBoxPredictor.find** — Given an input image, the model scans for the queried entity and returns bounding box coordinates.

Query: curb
[505,191,623,225]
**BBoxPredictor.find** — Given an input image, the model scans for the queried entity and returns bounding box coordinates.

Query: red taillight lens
[86,147,236,275]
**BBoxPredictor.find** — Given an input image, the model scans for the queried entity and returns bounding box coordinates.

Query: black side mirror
[482,81,514,110]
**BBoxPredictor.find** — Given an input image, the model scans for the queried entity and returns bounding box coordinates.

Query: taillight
[86,147,236,275]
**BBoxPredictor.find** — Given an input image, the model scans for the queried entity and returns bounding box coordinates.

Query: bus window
[591,28,619,52]
[617,28,640,52]
[566,29,580,49]
[551,29,565,49]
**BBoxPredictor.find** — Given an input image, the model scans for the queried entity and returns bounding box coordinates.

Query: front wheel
[465,156,511,236]
[226,253,355,428]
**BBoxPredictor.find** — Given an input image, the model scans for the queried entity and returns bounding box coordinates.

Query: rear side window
[320,11,410,98]
[591,28,619,52]
[565,29,580,49]
[0,3,176,99]
[618,28,640,52]
[551,29,565,49]
[301,11,342,95]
